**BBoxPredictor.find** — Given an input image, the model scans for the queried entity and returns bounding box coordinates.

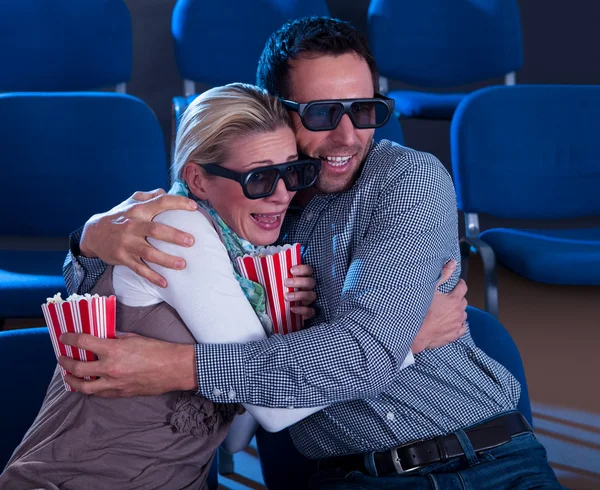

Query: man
[60,17,561,489]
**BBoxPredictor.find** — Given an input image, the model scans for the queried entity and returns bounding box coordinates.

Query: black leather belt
[319,411,531,475]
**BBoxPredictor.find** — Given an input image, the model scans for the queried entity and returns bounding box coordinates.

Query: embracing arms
[61,162,467,402]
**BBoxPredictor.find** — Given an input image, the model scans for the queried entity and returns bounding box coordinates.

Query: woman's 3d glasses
[200,158,321,199]
[281,94,395,131]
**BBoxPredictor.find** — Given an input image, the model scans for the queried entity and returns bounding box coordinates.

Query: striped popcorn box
[235,243,304,335]
[41,293,117,392]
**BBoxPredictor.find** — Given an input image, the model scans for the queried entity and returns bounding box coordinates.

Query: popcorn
[41,293,116,392]
[236,243,304,335]
[46,292,100,303]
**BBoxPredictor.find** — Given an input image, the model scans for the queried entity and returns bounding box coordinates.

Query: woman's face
[188,126,298,246]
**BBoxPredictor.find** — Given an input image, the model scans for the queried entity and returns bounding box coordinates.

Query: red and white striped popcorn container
[235,243,304,335]
[41,293,116,392]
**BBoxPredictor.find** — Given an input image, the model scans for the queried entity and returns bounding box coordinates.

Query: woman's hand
[284,264,317,320]
[411,260,468,354]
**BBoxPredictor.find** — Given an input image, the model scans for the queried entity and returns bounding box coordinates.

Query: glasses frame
[200,158,322,200]
[281,93,395,132]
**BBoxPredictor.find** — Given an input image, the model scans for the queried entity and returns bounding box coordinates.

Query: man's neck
[292,188,318,208]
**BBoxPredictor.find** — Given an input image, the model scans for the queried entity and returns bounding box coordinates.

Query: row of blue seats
[2,84,599,322]
[1,0,523,123]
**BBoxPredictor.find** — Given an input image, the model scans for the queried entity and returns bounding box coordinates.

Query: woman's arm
[127,209,328,433]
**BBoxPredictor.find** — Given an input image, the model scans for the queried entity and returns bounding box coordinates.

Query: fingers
[63,374,108,395]
[136,193,198,220]
[291,306,316,320]
[60,332,113,357]
[122,255,168,288]
[131,188,166,203]
[436,260,457,289]
[140,220,195,249]
[286,290,317,305]
[450,278,468,299]
[285,276,316,291]
[290,264,313,277]
[59,357,103,380]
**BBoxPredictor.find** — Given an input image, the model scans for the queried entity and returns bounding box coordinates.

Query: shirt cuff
[66,226,108,294]
[194,342,249,404]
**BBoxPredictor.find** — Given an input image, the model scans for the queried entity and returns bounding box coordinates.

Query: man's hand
[79,189,198,287]
[58,332,197,397]
[411,261,468,354]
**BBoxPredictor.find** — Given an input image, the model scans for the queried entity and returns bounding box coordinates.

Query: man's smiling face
[287,52,376,194]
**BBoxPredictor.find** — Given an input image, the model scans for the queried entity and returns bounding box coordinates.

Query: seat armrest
[460,236,499,318]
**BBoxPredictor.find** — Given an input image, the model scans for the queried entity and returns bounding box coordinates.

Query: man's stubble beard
[311,135,373,195]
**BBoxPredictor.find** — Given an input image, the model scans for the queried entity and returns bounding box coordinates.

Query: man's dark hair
[257,16,379,99]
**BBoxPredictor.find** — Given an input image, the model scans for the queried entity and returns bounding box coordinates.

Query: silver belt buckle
[390,447,420,474]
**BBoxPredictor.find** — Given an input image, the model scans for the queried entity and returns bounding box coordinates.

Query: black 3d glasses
[200,158,321,199]
[281,94,395,131]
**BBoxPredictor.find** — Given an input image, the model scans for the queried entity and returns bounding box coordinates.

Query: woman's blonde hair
[171,83,293,183]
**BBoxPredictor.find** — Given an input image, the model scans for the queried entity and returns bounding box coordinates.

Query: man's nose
[329,114,357,147]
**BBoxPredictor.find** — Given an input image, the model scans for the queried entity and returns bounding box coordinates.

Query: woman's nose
[268,177,293,203]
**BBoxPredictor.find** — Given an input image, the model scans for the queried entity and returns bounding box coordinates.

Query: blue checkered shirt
[64,140,520,459]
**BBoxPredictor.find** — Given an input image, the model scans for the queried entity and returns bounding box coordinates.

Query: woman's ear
[183,162,209,199]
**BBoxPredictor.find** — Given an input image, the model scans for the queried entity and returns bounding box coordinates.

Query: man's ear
[183,162,209,199]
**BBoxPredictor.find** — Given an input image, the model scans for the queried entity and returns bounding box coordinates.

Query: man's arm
[190,153,463,408]
[62,188,198,294]
[63,226,109,295]
[60,157,466,399]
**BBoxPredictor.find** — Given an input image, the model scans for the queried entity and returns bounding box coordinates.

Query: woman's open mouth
[250,212,284,230]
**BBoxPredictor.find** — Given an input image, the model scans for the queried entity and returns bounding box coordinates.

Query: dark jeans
[308,432,564,490]
[256,427,318,490]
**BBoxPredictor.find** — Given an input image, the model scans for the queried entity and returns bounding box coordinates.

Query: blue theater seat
[452,85,600,317]
[0,0,132,92]
[367,0,523,121]
[0,327,56,470]
[0,92,168,319]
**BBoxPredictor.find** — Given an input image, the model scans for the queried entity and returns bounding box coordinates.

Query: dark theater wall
[125,0,600,207]
[124,0,600,233]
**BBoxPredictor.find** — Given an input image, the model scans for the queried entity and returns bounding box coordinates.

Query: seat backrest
[367,0,523,87]
[0,92,168,237]
[374,115,405,146]
[0,0,132,91]
[466,306,532,426]
[0,328,57,470]
[451,85,600,220]
[172,0,330,87]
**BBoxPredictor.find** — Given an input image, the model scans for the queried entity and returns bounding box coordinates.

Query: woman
[0,84,325,489]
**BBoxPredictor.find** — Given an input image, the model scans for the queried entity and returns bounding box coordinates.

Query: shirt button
[212,388,222,397]
[228,389,236,400]
[287,406,294,410]
[386,412,395,421]
[305,212,314,221]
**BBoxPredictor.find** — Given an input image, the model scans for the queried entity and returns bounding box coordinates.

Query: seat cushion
[389,90,466,120]
[0,251,67,318]
[480,227,600,285]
